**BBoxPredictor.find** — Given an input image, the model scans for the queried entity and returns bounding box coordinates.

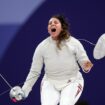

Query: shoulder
[35,37,50,51]
[67,36,82,45]
[37,37,50,47]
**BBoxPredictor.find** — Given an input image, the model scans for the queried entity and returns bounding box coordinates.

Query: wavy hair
[52,15,71,49]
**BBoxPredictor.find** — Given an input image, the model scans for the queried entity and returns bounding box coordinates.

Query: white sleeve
[93,33,105,59]
[75,40,90,68]
[22,44,44,97]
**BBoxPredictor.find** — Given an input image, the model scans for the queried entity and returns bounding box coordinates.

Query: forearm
[22,70,40,97]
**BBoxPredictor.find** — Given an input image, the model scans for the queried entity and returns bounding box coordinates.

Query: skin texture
[83,61,93,73]
[48,17,62,40]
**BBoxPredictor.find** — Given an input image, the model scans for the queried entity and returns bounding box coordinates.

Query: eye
[48,21,52,25]
[54,21,58,24]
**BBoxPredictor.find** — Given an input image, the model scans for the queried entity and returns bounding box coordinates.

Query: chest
[43,43,76,62]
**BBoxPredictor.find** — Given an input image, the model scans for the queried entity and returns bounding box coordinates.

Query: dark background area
[0,0,105,105]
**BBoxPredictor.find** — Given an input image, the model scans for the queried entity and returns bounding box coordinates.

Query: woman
[11,15,93,105]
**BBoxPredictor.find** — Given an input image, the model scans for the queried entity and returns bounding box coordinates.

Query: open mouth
[51,28,56,32]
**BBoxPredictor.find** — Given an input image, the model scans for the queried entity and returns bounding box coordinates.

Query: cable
[78,39,96,46]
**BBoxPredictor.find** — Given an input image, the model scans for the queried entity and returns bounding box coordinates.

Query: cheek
[58,24,62,30]
[47,26,50,32]
[58,25,62,32]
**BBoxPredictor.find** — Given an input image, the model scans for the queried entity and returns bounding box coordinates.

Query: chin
[51,36,58,40]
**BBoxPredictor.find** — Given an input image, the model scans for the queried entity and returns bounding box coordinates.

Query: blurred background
[0,0,105,105]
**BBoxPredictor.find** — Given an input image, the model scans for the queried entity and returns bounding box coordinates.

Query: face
[48,17,62,40]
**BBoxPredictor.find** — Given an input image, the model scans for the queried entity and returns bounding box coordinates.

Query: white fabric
[10,86,25,101]
[41,72,84,105]
[93,33,105,59]
[22,36,90,97]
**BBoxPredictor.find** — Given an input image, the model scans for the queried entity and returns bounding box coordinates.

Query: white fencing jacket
[22,36,90,96]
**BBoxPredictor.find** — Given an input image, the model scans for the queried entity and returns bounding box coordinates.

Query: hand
[10,86,26,102]
[82,61,93,73]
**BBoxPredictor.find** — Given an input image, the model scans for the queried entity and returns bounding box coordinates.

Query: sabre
[0,72,39,98]
[0,74,12,89]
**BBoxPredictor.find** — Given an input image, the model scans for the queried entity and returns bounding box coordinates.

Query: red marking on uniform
[75,84,82,97]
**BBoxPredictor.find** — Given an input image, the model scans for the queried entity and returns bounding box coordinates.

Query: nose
[51,21,55,26]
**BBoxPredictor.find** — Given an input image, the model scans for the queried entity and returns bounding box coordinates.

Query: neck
[51,36,58,41]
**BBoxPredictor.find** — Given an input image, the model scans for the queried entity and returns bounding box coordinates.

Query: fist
[82,61,93,73]
[10,86,26,102]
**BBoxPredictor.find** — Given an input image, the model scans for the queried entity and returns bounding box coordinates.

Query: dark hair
[52,15,71,49]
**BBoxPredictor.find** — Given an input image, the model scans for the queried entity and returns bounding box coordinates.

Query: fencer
[9,14,93,105]
[9,33,105,103]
